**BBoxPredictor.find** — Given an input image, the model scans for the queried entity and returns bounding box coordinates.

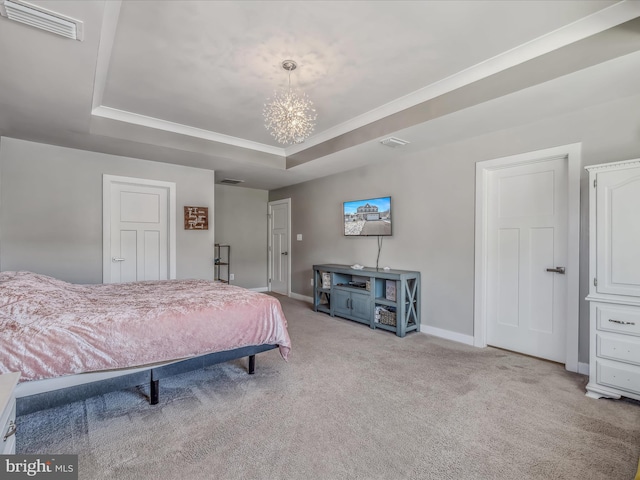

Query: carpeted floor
[17,294,640,480]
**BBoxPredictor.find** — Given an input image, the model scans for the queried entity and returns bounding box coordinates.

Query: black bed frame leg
[248,355,256,375]
[150,379,159,405]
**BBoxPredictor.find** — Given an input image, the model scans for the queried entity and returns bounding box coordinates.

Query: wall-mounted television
[343,196,392,236]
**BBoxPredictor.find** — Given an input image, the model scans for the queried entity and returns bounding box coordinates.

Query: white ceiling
[1,0,640,190]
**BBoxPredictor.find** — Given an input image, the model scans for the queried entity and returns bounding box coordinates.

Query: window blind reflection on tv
[343,196,392,236]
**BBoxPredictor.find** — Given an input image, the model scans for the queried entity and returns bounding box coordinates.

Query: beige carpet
[17,294,640,480]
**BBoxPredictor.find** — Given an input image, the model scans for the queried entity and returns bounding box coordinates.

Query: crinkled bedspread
[0,271,291,382]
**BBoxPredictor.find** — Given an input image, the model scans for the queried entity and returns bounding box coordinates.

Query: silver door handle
[281,252,288,255]
[546,267,565,274]
[112,257,125,262]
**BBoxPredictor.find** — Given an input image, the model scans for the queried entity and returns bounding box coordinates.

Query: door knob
[546,266,565,274]
[112,257,125,262]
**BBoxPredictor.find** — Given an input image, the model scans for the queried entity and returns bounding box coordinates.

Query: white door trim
[103,174,177,283]
[474,144,581,372]
[268,198,291,296]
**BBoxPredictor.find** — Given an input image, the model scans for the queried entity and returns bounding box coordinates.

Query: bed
[0,271,291,414]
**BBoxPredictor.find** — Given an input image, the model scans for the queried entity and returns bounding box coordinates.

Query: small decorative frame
[184,206,208,230]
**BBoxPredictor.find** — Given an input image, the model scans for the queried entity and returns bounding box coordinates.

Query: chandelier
[263,60,317,145]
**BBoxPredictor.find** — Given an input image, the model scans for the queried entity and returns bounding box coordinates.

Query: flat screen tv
[343,196,392,236]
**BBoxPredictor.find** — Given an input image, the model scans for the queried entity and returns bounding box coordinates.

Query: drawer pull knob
[3,420,16,442]
[609,319,636,326]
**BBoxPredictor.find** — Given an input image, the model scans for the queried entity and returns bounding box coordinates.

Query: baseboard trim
[421,326,475,346]
[290,292,313,303]
[578,362,589,376]
[249,287,269,292]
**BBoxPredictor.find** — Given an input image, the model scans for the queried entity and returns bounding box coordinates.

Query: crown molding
[91,106,285,156]
[585,158,640,172]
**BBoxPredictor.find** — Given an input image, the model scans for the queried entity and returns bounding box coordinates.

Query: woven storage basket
[378,309,397,326]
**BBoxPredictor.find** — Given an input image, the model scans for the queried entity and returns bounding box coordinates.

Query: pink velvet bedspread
[0,271,291,382]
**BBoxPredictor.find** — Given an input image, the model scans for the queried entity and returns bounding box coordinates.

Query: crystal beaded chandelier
[263,60,317,145]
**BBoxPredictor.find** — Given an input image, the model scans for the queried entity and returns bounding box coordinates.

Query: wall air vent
[379,137,410,148]
[220,178,245,185]
[0,0,84,41]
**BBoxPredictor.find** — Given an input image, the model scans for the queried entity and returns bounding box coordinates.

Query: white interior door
[269,199,290,295]
[103,175,176,283]
[485,157,568,363]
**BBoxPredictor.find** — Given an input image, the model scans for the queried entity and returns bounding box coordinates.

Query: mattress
[0,271,291,383]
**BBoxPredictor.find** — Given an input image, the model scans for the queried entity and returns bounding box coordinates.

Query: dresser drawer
[1,400,16,455]
[595,303,640,336]
[596,359,640,395]
[597,333,640,365]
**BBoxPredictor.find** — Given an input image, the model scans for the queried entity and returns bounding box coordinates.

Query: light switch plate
[297,234,303,241]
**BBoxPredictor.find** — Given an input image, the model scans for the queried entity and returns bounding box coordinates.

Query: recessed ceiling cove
[99,1,618,148]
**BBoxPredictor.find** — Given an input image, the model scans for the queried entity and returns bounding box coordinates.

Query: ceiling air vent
[380,137,410,148]
[0,0,84,41]
[220,178,245,185]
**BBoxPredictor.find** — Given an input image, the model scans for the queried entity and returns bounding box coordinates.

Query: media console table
[313,264,420,337]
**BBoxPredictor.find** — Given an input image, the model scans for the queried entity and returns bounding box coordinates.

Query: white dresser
[1,372,20,454]
[586,159,640,400]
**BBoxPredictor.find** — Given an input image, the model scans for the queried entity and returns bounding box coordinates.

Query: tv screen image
[343,196,392,236]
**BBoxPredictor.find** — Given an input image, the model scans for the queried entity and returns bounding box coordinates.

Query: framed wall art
[184,206,208,230]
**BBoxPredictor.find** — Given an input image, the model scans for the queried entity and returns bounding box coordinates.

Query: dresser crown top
[585,158,640,172]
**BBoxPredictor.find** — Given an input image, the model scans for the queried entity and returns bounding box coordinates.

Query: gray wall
[0,137,215,283]
[214,184,268,289]
[270,93,640,364]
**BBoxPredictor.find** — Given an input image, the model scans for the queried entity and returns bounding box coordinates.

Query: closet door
[595,166,640,297]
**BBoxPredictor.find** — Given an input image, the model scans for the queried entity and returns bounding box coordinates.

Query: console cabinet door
[596,166,640,297]
[350,290,372,322]
[333,289,352,317]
